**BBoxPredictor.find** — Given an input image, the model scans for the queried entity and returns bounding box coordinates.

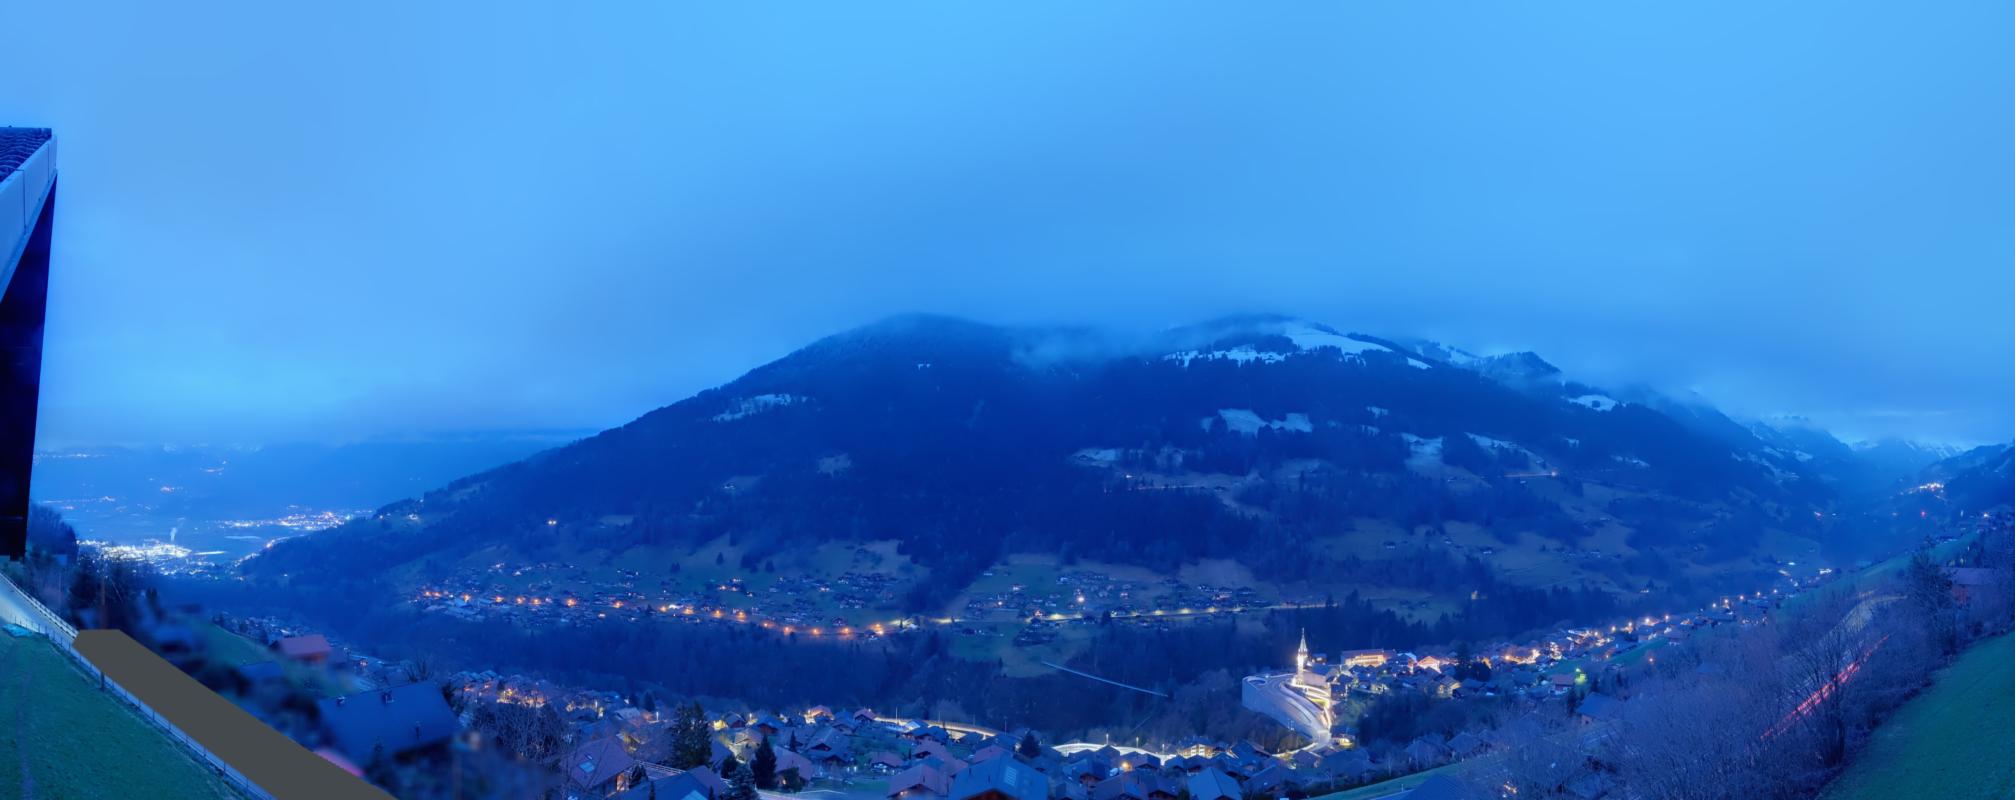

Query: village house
[617,770,712,800]
[273,633,333,665]
[1317,749,1375,783]
[564,737,643,799]
[950,754,1047,800]
[1242,764,1296,797]
[776,745,823,782]
[1403,735,1449,769]
[870,751,908,772]
[889,763,955,800]
[1576,692,1627,725]
[1092,771,1174,800]
[1947,567,2000,607]
[315,682,459,767]
[1187,767,1242,800]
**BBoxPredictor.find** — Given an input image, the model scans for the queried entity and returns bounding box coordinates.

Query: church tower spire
[1296,629,1309,674]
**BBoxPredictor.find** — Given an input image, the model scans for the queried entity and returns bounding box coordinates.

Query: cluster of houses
[963,569,1269,628]
[411,559,1291,659]
[186,613,475,775]
[534,703,1410,800]
[1251,567,1844,757]
[411,558,922,639]
[210,613,430,691]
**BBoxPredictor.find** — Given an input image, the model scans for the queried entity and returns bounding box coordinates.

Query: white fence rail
[0,569,275,800]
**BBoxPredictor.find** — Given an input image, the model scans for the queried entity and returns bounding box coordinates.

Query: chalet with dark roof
[564,737,642,798]
[890,763,954,800]
[1186,767,1241,800]
[950,754,1047,800]
[275,633,333,664]
[315,682,459,765]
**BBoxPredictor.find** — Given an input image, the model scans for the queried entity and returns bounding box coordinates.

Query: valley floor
[1820,629,2015,800]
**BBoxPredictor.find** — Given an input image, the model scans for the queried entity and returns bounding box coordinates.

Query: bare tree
[1604,671,1790,800]
[1486,729,1588,799]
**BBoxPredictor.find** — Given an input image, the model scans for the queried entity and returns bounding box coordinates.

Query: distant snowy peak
[1402,338,1562,387]
[1849,438,1962,460]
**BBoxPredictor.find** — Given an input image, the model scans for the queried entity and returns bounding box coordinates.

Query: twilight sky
[4,2,2013,447]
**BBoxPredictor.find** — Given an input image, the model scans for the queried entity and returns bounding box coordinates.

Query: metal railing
[0,570,275,800]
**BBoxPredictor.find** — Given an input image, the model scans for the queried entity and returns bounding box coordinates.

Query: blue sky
[4,2,2013,446]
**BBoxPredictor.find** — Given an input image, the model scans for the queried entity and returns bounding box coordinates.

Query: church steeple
[1296,629,1309,674]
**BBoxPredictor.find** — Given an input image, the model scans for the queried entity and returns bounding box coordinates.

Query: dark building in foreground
[0,126,56,560]
[315,681,461,767]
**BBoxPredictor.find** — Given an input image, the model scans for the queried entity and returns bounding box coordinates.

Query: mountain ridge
[246,314,1922,623]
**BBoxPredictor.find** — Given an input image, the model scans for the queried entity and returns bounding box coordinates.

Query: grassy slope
[1820,630,2015,800]
[1312,763,1460,800]
[0,633,242,800]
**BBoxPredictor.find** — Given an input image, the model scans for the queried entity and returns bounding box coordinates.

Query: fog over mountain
[7,2,2015,446]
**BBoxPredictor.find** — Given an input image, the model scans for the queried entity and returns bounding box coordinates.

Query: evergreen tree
[1018,731,1042,760]
[723,756,758,800]
[672,702,713,769]
[752,735,779,790]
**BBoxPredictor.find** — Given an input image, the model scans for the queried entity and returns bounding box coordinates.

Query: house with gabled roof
[1186,767,1241,800]
[1092,772,1171,800]
[1576,692,1626,724]
[1947,567,2001,607]
[1318,749,1373,782]
[969,745,1011,765]
[563,737,642,798]
[1240,764,1292,797]
[1062,758,1109,787]
[618,770,713,800]
[1448,731,1489,759]
[1403,737,1449,768]
[682,766,727,798]
[950,753,1047,800]
[890,763,953,800]
[274,633,333,665]
[314,682,458,765]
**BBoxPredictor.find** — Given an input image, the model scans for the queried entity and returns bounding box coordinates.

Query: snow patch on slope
[1211,409,1314,436]
[1568,394,1618,412]
[713,394,805,422]
[1165,321,1404,367]
[1402,434,1445,471]
[1282,323,1386,355]
[1072,448,1121,466]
